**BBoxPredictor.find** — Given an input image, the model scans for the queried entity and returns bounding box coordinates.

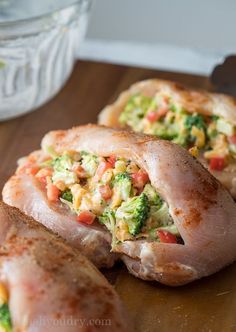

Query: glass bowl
[0,0,92,120]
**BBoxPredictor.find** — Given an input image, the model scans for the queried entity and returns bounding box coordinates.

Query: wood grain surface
[0,60,234,332]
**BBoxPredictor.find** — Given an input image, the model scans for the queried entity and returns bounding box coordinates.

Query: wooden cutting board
[0,60,235,332]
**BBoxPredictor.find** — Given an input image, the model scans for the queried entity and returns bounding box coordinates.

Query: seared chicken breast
[99,79,236,197]
[3,125,236,285]
[0,201,130,331]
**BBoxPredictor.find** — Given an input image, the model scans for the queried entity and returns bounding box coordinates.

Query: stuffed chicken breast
[0,201,130,332]
[2,151,117,269]
[3,125,236,286]
[98,79,236,197]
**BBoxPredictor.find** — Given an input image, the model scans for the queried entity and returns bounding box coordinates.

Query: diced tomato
[17,163,40,176]
[46,183,60,202]
[35,168,53,184]
[131,170,149,189]
[209,157,225,171]
[146,111,160,122]
[146,108,168,123]
[99,184,112,200]
[96,161,113,179]
[228,134,236,145]
[72,164,87,178]
[157,230,177,244]
[77,211,96,225]
[26,166,40,176]
[107,155,116,167]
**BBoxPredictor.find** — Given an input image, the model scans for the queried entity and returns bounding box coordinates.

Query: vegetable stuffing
[16,149,181,248]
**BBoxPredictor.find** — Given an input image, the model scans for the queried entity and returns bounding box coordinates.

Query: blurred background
[0,0,235,119]
[79,0,235,74]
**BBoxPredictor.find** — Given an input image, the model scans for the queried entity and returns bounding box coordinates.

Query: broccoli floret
[81,151,98,176]
[99,209,115,232]
[113,173,132,201]
[143,184,163,206]
[185,114,206,131]
[151,122,178,140]
[182,114,207,147]
[53,155,73,172]
[169,103,187,114]
[99,209,116,248]
[0,303,12,332]
[119,94,155,129]
[52,155,77,185]
[143,186,175,229]
[211,115,219,121]
[115,193,150,235]
[172,134,189,147]
[114,173,130,181]
[149,202,173,228]
[208,129,218,138]
[145,201,179,240]
[169,104,178,112]
[61,189,73,203]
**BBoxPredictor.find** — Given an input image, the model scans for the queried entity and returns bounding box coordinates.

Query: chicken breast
[99,79,236,125]
[3,125,236,286]
[0,201,130,331]
[98,79,236,197]
[2,151,117,269]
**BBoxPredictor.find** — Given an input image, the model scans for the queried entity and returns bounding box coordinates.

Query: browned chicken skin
[0,201,131,331]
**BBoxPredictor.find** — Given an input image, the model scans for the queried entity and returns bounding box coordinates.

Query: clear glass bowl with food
[0,0,92,120]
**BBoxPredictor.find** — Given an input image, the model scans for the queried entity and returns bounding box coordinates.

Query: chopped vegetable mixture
[0,284,12,332]
[119,93,236,171]
[18,150,182,248]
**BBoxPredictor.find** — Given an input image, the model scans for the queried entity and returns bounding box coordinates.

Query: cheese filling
[18,150,182,248]
[0,284,12,332]
[119,93,236,171]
